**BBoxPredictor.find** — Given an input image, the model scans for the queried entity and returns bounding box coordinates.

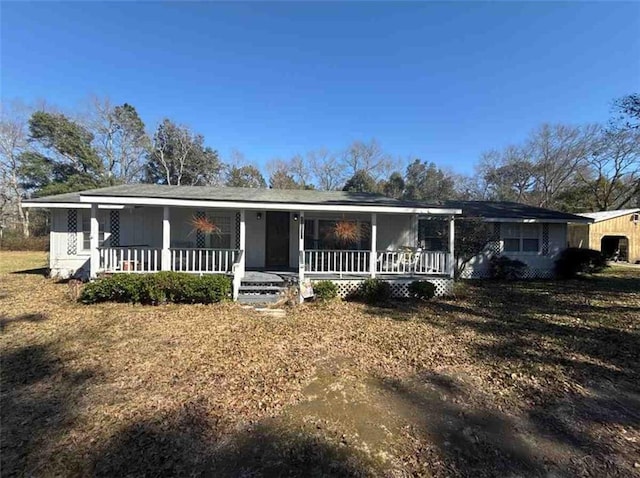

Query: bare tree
[0,102,31,235]
[341,139,393,180]
[266,155,309,189]
[477,147,538,203]
[87,97,150,184]
[308,148,344,190]
[528,123,599,208]
[579,127,640,210]
[147,120,195,186]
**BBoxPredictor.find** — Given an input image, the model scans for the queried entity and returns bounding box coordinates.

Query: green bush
[408,280,436,300]
[555,247,607,279]
[313,281,338,301]
[356,278,392,304]
[80,272,231,305]
[489,256,527,280]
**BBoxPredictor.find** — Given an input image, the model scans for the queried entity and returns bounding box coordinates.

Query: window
[317,219,370,250]
[81,211,106,250]
[304,219,317,249]
[418,219,447,251]
[208,215,232,249]
[502,223,540,253]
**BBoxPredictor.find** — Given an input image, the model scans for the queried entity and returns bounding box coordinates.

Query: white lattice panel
[312,278,454,298]
[460,266,554,279]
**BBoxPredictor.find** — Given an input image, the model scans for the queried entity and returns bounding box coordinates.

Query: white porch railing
[304,250,371,274]
[302,249,449,276]
[99,247,162,273]
[376,250,448,275]
[170,248,239,274]
[232,250,245,301]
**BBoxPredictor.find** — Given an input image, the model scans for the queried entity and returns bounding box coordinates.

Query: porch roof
[23,184,461,215]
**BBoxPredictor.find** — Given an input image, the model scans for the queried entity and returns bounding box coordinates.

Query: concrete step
[238,294,281,304]
[239,285,286,292]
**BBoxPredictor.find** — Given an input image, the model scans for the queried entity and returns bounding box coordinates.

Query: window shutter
[542,224,549,255]
[109,210,120,247]
[195,211,206,248]
[67,209,78,255]
[235,212,241,249]
[489,223,501,254]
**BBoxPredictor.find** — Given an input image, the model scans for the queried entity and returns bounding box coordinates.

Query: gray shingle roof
[26,191,82,203]
[444,200,592,222]
[29,184,445,209]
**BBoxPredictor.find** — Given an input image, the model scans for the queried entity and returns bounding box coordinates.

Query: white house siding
[119,207,163,248]
[377,214,415,250]
[461,222,567,279]
[48,206,419,276]
[49,209,95,278]
[246,210,267,269]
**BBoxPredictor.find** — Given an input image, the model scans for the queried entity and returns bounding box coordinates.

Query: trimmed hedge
[555,247,607,279]
[313,280,338,301]
[489,256,527,280]
[408,280,436,300]
[80,272,231,305]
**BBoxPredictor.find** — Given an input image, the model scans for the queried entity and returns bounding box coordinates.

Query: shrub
[555,247,607,279]
[408,280,436,300]
[0,231,49,251]
[313,281,338,301]
[489,256,527,280]
[80,272,231,305]
[356,278,392,304]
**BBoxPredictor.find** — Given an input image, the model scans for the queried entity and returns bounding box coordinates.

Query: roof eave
[77,194,461,215]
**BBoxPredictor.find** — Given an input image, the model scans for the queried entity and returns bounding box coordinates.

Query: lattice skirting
[312,278,454,298]
[459,267,554,280]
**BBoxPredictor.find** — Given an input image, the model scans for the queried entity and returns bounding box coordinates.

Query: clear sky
[2,2,639,175]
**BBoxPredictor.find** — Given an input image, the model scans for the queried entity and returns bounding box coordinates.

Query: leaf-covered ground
[1,251,639,477]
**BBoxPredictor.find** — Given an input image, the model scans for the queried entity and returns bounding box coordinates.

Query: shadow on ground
[90,405,374,477]
[0,341,97,476]
[0,312,47,332]
[11,267,49,276]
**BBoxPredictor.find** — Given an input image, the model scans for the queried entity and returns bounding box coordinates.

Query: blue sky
[2,2,639,176]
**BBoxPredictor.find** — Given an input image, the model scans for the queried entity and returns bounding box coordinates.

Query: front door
[265,212,290,269]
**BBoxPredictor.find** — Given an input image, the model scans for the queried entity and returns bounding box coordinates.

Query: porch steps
[236,271,296,305]
[237,281,287,304]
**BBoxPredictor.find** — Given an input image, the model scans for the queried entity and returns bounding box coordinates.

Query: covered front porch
[85,203,458,301]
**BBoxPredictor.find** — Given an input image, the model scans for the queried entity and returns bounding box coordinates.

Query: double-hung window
[502,223,540,253]
[207,215,232,249]
[81,211,106,251]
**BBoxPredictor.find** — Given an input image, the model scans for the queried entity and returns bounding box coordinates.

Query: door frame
[265,211,290,269]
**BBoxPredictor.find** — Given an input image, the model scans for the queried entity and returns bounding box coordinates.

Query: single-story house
[22,186,591,301]
[568,208,640,263]
[23,185,461,301]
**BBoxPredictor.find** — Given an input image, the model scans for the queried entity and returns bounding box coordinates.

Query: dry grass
[1,251,639,477]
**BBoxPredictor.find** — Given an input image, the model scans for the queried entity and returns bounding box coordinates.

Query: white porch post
[161,206,171,271]
[449,215,455,278]
[90,204,99,279]
[298,210,304,303]
[239,209,246,270]
[232,209,246,301]
[370,213,377,278]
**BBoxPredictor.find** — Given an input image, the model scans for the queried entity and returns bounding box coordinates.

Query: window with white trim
[502,223,540,253]
[81,211,106,250]
[207,215,232,249]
